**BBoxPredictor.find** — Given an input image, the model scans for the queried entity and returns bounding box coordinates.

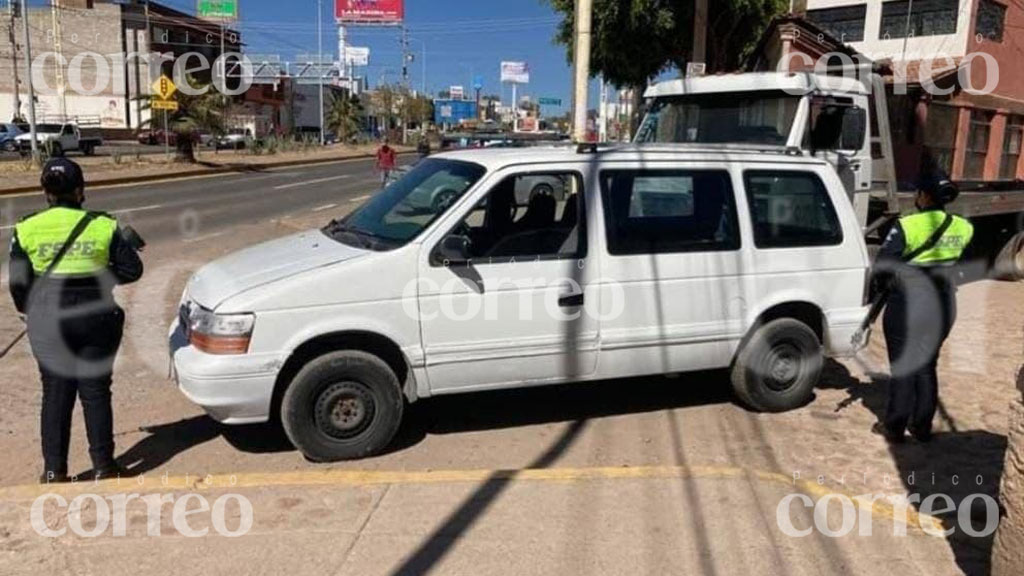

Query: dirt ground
[0,204,1021,575]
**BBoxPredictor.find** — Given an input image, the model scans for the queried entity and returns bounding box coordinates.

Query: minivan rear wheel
[281,351,404,461]
[731,318,822,412]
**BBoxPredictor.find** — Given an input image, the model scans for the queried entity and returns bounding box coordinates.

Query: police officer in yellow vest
[872,176,974,443]
[8,158,143,483]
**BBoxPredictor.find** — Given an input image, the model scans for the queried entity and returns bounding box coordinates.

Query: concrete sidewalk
[0,465,963,576]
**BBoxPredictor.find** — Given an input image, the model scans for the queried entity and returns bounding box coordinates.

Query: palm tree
[139,75,229,162]
[326,92,363,144]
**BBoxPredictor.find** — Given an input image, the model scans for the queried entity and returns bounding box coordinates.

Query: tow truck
[636,71,1024,278]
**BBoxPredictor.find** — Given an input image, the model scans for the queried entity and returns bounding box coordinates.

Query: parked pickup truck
[15,122,102,156]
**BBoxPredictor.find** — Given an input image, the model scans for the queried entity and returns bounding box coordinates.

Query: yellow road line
[0,464,945,533]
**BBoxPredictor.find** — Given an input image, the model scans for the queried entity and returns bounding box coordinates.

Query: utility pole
[52,0,67,119]
[317,0,325,145]
[19,0,37,161]
[693,0,708,65]
[8,0,21,120]
[572,0,592,142]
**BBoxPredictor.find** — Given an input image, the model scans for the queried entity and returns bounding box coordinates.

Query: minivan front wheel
[281,351,404,461]
[731,318,822,412]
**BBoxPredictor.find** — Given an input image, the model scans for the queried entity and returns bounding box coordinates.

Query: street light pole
[317,0,325,146]
[19,0,37,162]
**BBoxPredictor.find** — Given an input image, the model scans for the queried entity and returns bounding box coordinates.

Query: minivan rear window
[744,171,843,248]
[600,170,740,255]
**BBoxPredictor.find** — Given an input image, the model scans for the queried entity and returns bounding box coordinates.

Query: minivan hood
[187,230,368,309]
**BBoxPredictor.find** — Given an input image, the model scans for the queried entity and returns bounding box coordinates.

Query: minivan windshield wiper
[323,221,398,250]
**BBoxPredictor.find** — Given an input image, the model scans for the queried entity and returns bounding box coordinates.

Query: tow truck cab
[636,72,877,227]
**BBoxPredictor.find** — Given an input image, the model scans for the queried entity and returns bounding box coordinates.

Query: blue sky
[194,0,589,113]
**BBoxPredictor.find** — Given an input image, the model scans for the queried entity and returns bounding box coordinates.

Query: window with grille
[977,0,1007,42]
[880,0,959,39]
[807,5,868,42]
[924,104,958,175]
[965,110,993,180]
[1000,116,1023,180]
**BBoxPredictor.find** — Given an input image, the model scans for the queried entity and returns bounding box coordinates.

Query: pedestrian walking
[8,158,144,482]
[376,137,397,188]
[871,175,974,443]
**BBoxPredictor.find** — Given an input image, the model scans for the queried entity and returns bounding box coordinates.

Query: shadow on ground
[822,360,1008,576]
[93,371,735,475]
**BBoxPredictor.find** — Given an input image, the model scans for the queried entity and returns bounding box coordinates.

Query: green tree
[140,75,229,162]
[327,92,364,143]
[545,0,787,87]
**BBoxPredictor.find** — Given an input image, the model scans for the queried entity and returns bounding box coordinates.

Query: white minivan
[170,145,870,461]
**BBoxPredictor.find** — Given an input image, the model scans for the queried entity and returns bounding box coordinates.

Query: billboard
[501,61,530,84]
[197,0,238,21]
[434,99,478,126]
[335,0,404,24]
[450,86,465,100]
[343,47,370,66]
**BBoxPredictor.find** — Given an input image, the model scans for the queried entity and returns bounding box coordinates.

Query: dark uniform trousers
[882,270,957,437]
[28,289,124,475]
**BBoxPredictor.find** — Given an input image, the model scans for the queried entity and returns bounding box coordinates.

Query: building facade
[800,0,1024,183]
[1,0,240,133]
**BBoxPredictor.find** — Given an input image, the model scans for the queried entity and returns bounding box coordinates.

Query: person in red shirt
[375,138,397,188]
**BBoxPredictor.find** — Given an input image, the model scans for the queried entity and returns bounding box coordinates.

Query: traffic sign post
[150,75,179,159]
[538,97,562,107]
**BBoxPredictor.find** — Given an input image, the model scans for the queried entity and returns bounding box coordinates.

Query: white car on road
[171,145,870,461]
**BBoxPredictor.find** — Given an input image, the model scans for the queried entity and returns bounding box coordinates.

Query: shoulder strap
[38,211,100,281]
[903,213,954,263]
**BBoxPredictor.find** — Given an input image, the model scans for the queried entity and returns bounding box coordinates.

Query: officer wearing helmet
[8,158,143,483]
[871,174,974,443]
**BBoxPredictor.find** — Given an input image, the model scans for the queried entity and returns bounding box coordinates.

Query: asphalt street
[0,157,388,245]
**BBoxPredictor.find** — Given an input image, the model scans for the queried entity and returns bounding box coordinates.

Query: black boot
[39,470,71,484]
[871,422,905,444]
[93,463,130,481]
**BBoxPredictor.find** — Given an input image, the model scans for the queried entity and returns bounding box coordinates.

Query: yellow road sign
[151,100,179,111]
[151,75,177,100]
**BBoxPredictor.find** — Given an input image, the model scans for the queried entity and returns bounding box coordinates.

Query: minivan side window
[441,172,585,262]
[744,171,843,248]
[600,170,740,255]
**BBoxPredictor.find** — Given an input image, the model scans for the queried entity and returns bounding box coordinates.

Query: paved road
[0,157,389,244]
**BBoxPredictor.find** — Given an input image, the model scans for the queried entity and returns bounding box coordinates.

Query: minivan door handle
[558,293,584,308]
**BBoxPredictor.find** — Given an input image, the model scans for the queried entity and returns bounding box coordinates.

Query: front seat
[518,193,557,230]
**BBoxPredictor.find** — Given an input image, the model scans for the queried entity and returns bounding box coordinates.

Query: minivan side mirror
[435,234,471,265]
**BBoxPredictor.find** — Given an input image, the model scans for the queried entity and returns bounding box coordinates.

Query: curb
[0,151,412,197]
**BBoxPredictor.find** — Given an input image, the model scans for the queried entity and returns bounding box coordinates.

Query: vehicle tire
[2,141,14,152]
[432,188,458,212]
[730,318,823,413]
[82,143,95,156]
[51,143,63,157]
[281,351,404,462]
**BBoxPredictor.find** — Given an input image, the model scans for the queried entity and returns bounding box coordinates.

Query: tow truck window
[601,170,740,255]
[325,159,486,250]
[744,171,842,249]
[636,91,800,146]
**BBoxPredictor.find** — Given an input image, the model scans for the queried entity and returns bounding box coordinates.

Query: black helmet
[925,178,959,206]
[40,157,85,198]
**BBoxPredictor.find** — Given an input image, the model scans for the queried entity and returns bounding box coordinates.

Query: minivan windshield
[635,91,800,146]
[324,158,486,250]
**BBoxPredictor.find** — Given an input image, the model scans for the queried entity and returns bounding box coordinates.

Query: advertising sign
[197,0,238,21]
[344,47,370,66]
[335,0,404,24]
[450,85,465,100]
[500,61,530,84]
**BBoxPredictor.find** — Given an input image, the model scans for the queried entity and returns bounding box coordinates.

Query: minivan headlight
[188,307,254,355]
